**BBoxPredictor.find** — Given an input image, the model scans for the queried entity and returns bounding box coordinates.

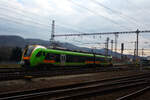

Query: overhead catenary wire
[0,14,50,30]
[0,1,84,33]
[68,0,132,30]
[1,0,150,56]
[0,5,49,27]
[0,0,140,30]
[91,0,146,29]
[55,24,83,33]
[54,30,150,37]
[0,12,82,34]
[0,0,49,21]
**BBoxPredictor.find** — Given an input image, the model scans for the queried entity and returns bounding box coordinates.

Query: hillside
[0,35,95,52]
[0,35,26,48]
[0,35,135,59]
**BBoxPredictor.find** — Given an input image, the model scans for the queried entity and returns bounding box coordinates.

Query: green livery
[22,45,112,68]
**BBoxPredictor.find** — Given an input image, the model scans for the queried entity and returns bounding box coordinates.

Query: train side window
[36,51,42,57]
[43,52,45,56]
[45,53,55,60]
[45,53,50,60]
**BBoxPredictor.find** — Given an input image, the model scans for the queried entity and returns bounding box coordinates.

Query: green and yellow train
[21,45,112,68]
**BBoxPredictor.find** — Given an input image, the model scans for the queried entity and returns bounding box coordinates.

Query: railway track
[0,66,133,81]
[0,73,150,100]
[116,86,150,100]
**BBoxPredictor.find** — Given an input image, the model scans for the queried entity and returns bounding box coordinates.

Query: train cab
[21,45,47,67]
[21,45,36,66]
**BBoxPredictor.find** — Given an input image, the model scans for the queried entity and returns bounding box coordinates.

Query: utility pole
[115,34,118,53]
[134,41,136,60]
[106,37,109,56]
[121,43,124,59]
[111,40,113,55]
[50,20,55,48]
[105,42,107,56]
[136,29,139,57]
[142,48,144,57]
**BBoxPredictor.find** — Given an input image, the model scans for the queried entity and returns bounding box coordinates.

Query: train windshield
[24,46,35,57]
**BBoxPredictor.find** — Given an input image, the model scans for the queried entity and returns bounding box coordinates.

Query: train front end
[21,45,47,68]
[21,45,36,67]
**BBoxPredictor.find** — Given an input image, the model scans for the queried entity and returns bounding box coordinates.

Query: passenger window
[45,53,56,60]
[43,52,45,56]
[36,51,42,57]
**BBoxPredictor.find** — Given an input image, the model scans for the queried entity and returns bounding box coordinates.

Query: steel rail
[116,86,150,100]
[0,73,150,100]
[0,66,139,81]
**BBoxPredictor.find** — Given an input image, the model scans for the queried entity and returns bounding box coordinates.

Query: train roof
[44,48,112,58]
[26,45,112,58]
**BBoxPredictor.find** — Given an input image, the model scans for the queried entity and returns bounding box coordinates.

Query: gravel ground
[0,69,148,94]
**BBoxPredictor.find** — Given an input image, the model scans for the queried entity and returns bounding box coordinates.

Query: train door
[60,54,66,66]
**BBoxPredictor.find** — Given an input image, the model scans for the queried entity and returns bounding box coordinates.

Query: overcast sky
[0,0,150,55]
